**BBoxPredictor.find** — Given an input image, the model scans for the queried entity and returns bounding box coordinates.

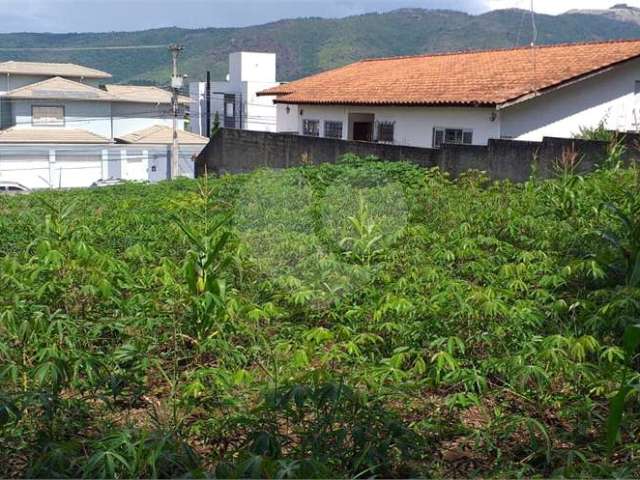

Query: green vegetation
[1,156,640,478]
[1,8,640,84]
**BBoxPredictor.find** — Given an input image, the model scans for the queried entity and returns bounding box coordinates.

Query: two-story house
[0,61,207,189]
[0,61,193,142]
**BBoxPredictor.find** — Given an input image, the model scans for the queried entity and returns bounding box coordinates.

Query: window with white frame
[302,119,320,137]
[324,120,343,139]
[432,127,473,148]
[32,105,64,126]
[376,121,395,143]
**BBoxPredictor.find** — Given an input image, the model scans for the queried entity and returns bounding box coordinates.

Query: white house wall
[229,52,277,83]
[243,82,277,132]
[276,103,299,132]
[0,144,200,190]
[190,82,206,135]
[11,99,113,138]
[0,148,51,189]
[111,102,183,138]
[500,57,640,141]
[297,104,501,147]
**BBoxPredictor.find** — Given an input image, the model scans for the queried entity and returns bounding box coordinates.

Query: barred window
[377,121,395,143]
[433,127,473,148]
[324,121,343,139]
[32,105,64,126]
[302,119,320,137]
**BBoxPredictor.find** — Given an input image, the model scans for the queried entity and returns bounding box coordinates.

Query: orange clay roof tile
[259,39,640,106]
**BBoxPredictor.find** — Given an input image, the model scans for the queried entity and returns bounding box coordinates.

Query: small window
[433,127,473,148]
[32,105,64,126]
[377,121,395,143]
[324,121,343,139]
[302,119,320,137]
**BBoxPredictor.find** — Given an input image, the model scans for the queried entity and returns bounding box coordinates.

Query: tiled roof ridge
[358,37,640,63]
[6,75,117,97]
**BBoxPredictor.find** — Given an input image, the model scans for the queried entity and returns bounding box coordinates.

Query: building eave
[272,98,497,108]
[498,55,640,110]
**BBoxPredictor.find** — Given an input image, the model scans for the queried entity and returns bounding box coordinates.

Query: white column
[142,150,149,180]
[120,149,127,179]
[101,149,109,179]
[48,149,56,189]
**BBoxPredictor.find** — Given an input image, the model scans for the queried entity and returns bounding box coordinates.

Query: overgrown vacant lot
[1,157,639,478]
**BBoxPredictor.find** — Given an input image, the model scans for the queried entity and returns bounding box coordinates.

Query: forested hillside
[1,8,640,84]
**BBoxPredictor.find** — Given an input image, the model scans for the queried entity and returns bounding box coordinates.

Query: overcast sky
[1,0,638,33]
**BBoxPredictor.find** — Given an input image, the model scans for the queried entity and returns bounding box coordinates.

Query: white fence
[0,144,203,189]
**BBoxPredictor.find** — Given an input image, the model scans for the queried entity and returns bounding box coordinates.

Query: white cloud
[485,0,640,14]
[1,0,639,32]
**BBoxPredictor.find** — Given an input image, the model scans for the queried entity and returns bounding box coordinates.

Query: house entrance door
[348,113,375,142]
[353,122,373,141]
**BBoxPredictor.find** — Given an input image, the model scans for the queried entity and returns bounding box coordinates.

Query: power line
[0,45,169,52]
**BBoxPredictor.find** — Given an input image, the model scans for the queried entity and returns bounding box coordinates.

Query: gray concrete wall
[196,128,623,181]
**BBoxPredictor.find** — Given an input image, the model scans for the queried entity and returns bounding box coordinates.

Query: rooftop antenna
[530,0,538,93]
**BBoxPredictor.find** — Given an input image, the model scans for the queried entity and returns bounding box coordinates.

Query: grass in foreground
[0,156,639,478]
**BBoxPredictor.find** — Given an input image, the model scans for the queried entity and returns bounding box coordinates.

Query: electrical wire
[0,45,169,52]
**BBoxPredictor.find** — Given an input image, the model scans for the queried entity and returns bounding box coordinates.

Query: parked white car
[0,181,31,195]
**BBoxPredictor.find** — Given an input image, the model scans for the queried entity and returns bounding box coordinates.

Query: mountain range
[1,5,640,85]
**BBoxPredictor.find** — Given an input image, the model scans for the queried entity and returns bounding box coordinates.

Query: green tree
[211,111,221,137]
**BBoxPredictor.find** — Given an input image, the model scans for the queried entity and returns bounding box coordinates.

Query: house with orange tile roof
[259,39,640,148]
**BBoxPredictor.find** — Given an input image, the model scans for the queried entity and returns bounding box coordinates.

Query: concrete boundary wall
[196,129,638,182]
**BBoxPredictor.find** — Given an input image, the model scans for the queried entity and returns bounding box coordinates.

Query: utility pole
[206,71,211,137]
[169,44,184,179]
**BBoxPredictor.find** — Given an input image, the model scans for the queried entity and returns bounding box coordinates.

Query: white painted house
[259,39,640,147]
[190,52,280,136]
[0,61,207,189]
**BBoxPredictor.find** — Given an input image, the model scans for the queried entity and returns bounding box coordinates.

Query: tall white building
[190,52,280,136]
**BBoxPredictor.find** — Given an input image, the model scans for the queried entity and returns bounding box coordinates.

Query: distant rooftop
[104,84,190,105]
[5,76,117,102]
[0,127,111,144]
[116,124,208,145]
[0,61,112,79]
